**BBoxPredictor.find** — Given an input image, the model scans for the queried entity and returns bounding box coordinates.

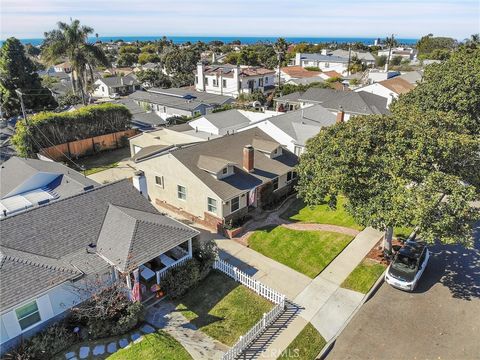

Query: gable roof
[99,75,139,87]
[197,155,234,174]
[330,49,375,62]
[170,128,298,200]
[299,88,389,115]
[379,77,415,95]
[397,70,423,85]
[195,110,250,132]
[96,205,198,272]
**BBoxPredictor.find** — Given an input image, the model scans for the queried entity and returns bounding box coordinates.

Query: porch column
[125,272,132,290]
[188,238,193,257]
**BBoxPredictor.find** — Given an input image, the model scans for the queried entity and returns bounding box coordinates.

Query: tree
[136,69,171,88]
[0,38,57,118]
[464,33,479,49]
[57,90,82,107]
[416,34,456,58]
[162,47,200,83]
[384,35,398,71]
[138,52,161,64]
[117,52,138,67]
[375,55,387,67]
[297,47,480,252]
[390,55,403,66]
[42,20,109,104]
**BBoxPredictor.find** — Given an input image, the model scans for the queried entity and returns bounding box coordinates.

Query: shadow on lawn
[414,222,480,301]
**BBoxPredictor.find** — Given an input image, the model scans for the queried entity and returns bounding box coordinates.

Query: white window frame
[222,79,227,87]
[207,197,217,213]
[15,300,41,331]
[155,175,163,188]
[177,185,187,201]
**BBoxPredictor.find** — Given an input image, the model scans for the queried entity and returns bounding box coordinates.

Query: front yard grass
[281,196,363,231]
[175,270,273,346]
[341,259,387,294]
[278,322,326,360]
[107,331,192,360]
[248,226,354,278]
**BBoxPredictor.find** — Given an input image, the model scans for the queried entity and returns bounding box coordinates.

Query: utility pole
[347,43,352,76]
[15,89,28,125]
[386,33,395,72]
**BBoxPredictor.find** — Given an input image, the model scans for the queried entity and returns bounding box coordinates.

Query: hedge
[12,103,132,157]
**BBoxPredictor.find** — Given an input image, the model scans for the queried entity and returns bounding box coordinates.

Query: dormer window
[222,167,228,175]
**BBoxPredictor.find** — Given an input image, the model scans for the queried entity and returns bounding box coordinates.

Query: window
[272,177,279,190]
[292,171,297,179]
[195,75,198,84]
[212,79,218,87]
[222,79,227,87]
[265,77,268,84]
[287,171,292,182]
[207,197,217,213]
[177,185,187,200]
[155,176,163,187]
[222,167,228,174]
[16,301,41,330]
[259,78,264,87]
[231,196,240,212]
[205,78,209,86]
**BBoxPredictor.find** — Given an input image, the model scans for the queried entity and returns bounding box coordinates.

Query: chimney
[133,170,148,199]
[336,107,345,123]
[295,52,302,66]
[233,65,240,93]
[196,62,205,91]
[243,145,254,173]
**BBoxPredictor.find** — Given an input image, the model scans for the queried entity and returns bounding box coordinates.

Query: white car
[385,241,430,292]
[109,93,120,99]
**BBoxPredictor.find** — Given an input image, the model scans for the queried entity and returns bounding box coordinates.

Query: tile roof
[170,128,297,200]
[281,66,322,78]
[322,70,343,79]
[379,77,415,95]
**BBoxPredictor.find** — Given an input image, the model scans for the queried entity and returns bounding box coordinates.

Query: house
[397,70,423,86]
[0,179,198,352]
[318,70,343,80]
[129,128,207,161]
[292,52,349,74]
[135,128,298,230]
[274,88,389,120]
[188,109,251,136]
[53,61,72,73]
[377,47,416,61]
[115,99,166,130]
[279,66,323,82]
[128,88,234,121]
[367,70,401,83]
[92,75,141,98]
[195,63,276,97]
[0,157,98,218]
[355,77,415,105]
[238,105,337,155]
[330,49,376,66]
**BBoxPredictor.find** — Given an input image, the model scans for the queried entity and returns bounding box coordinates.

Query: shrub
[161,259,201,299]
[192,238,218,279]
[304,66,320,71]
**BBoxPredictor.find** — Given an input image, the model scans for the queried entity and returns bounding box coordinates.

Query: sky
[1,0,479,40]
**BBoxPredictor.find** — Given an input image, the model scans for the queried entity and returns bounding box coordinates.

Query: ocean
[3,35,418,47]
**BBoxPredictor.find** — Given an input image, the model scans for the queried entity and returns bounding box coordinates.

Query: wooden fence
[39,129,137,161]
[213,258,287,360]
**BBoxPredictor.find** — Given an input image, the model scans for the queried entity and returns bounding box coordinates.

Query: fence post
[262,312,267,328]
[233,266,238,282]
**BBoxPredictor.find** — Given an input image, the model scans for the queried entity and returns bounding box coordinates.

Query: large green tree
[296,47,480,251]
[416,34,457,59]
[0,38,57,118]
[42,19,109,103]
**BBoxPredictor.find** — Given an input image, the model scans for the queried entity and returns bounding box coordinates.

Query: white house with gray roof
[0,179,198,353]
[293,52,349,74]
[92,75,141,98]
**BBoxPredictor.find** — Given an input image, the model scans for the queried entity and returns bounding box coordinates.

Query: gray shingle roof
[147,87,234,106]
[96,205,198,272]
[298,53,349,63]
[197,155,234,174]
[199,110,250,131]
[0,180,196,312]
[171,128,297,200]
[115,99,166,127]
[128,91,206,111]
[100,75,139,88]
[299,88,389,115]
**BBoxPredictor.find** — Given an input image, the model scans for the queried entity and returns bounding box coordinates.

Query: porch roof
[96,205,199,272]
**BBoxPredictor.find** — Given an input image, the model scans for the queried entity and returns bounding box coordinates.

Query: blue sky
[1,0,479,40]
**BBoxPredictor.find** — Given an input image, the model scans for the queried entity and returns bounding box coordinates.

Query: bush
[192,238,218,279]
[304,66,320,71]
[161,259,201,299]
[12,103,132,157]
[4,322,76,360]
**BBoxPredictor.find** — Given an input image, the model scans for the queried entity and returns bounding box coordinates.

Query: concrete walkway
[146,301,228,360]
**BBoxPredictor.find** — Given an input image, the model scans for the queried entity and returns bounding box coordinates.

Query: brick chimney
[243,145,254,172]
[336,107,345,123]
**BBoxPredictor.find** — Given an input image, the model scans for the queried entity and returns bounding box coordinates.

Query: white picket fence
[213,258,287,360]
[156,254,192,283]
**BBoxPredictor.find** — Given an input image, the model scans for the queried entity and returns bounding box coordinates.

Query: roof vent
[83,185,95,191]
[86,243,97,254]
[38,199,50,206]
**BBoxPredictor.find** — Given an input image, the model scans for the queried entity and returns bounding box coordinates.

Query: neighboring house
[53,61,72,73]
[292,52,349,74]
[397,70,423,86]
[128,88,234,121]
[377,47,416,61]
[286,77,327,86]
[103,67,136,77]
[115,99,166,130]
[195,63,276,97]
[238,105,337,155]
[0,179,198,352]
[274,88,389,119]
[188,110,251,136]
[135,128,298,230]
[0,157,98,218]
[279,66,322,82]
[330,49,376,66]
[48,79,74,100]
[355,77,415,105]
[92,75,141,98]
[367,70,401,83]
[318,70,343,80]
[129,128,207,161]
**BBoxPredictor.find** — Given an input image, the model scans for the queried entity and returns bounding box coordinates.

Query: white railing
[213,258,287,360]
[156,254,192,283]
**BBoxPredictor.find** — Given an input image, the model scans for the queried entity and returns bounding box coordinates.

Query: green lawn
[281,197,363,231]
[279,323,326,360]
[341,259,387,294]
[175,271,273,346]
[107,331,192,360]
[248,226,353,278]
[83,162,119,175]
[394,226,414,240]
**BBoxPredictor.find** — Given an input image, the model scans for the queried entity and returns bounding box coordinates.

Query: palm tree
[464,33,480,48]
[42,19,109,104]
[384,34,398,71]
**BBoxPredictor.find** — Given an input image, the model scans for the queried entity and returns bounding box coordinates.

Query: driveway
[327,223,480,360]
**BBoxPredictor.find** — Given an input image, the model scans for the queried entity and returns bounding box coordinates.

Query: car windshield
[391,254,417,274]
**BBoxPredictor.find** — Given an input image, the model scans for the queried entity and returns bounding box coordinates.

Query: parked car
[109,93,120,99]
[385,240,430,291]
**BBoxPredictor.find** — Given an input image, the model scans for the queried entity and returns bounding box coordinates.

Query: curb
[316,269,386,359]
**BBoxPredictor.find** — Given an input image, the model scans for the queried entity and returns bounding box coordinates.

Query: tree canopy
[296,46,480,248]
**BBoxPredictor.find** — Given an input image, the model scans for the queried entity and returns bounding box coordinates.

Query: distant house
[330,49,376,66]
[115,99,166,130]
[292,51,349,74]
[238,105,337,155]
[397,70,423,86]
[0,157,98,218]
[355,77,415,105]
[0,180,198,353]
[188,109,251,136]
[135,128,298,230]
[128,87,234,121]
[92,75,141,98]
[367,70,401,83]
[195,63,276,97]
[377,47,416,61]
[279,66,323,82]
[53,61,72,73]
